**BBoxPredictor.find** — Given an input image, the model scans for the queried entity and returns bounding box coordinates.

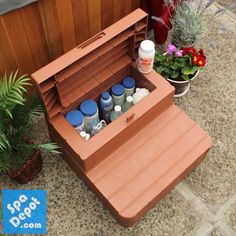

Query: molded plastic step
[85,105,212,226]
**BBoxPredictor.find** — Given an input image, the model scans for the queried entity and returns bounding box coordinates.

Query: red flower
[188,47,197,54]
[197,57,206,67]
[182,48,189,56]
[199,49,206,59]
[182,47,197,56]
[192,53,199,65]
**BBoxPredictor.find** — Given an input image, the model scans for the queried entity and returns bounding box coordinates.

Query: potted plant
[154,44,206,97]
[0,71,60,184]
[171,0,236,47]
[170,0,207,47]
[152,0,235,47]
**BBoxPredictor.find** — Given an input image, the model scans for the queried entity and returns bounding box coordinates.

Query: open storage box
[31,9,212,226]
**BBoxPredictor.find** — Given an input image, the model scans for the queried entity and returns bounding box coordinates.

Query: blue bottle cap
[102,91,110,100]
[111,84,124,96]
[65,110,84,127]
[80,99,98,117]
[122,76,135,89]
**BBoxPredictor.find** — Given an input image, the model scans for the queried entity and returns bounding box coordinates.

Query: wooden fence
[0,0,140,76]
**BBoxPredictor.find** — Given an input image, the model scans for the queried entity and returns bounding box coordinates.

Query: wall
[0,0,140,76]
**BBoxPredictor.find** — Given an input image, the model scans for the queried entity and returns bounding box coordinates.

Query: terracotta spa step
[32,8,212,227]
[85,105,212,226]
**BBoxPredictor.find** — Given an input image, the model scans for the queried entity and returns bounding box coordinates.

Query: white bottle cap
[80,131,86,137]
[126,96,133,103]
[140,40,155,52]
[114,105,121,112]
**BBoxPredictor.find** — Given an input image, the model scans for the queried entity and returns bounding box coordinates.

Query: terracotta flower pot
[7,150,42,184]
[166,69,199,97]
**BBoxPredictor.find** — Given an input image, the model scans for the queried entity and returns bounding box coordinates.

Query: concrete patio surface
[0,3,235,236]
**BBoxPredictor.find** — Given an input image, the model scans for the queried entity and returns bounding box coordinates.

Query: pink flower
[167,44,176,55]
[175,50,183,57]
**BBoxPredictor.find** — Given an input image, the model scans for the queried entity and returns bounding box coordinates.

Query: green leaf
[155,66,166,74]
[0,132,11,152]
[181,66,197,75]
[0,71,32,117]
[170,70,179,78]
[37,143,61,154]
[5,109,13,118]
[182,74,190,81]
[170,63,179,70]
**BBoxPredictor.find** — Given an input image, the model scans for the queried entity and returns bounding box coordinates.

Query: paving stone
[229,201,236,232]
[46,188,201,236]
[210,228,225,236]
[176,19,236,211]
[217,0,236,14]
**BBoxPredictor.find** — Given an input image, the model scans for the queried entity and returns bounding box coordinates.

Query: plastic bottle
[100,91,113,122]
[137,40,155,74]
[132,88,150,104]
[65,110,84,133]
[122,96,133,112]
[80,99,100,133]
[111,84,125,107]
[122,76,136,96]
[110,105,123,122]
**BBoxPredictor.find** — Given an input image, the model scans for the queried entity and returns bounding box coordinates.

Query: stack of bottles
[65,76,150,141]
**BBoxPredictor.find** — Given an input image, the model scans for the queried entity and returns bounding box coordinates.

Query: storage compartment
[31,8,212,227]
[61,64,155,124]
[49,64,171,172]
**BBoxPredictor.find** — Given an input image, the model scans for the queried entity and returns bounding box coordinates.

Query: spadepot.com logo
[2,190,46,234]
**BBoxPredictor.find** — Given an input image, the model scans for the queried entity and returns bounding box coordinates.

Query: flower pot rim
[171,32,197,48]
[172,39,196,48]
[165,69,200,84]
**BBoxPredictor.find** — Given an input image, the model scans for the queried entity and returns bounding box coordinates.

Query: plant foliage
[154,44,206,81]
[155,0,236,46]
[0,71,60,173]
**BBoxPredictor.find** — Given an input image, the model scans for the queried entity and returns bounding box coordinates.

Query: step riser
[50,142,125,223]
[49,91,174,172]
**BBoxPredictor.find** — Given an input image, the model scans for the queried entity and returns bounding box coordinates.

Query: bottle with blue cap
[65,110,84,133]
[80,99,100,133]
[100,91,113,122]
[122,76,136,96]
[111,84,125,107]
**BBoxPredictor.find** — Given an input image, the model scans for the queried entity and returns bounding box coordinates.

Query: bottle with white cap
[110,105,123,122]
[100,91,113,122]
[122,96,133,112]
[137,40,155,74]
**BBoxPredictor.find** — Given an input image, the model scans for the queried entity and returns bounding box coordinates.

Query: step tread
[86,105,212,217]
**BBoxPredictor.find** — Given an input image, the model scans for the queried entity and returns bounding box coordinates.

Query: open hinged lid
[31,8,148,118]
